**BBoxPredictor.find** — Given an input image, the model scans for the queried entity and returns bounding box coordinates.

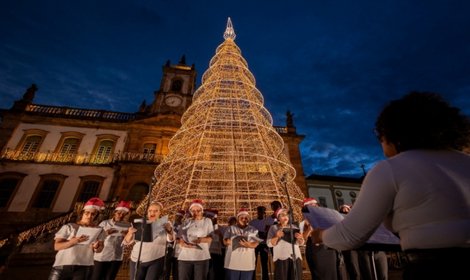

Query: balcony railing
[0,149,163,165]
[25,104,137,122]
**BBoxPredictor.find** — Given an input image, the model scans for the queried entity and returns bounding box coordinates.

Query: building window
[21,135,42,153]
[335,190,343,197]
[0,173,26,208]
[97,140,113,158]
[350,191,357,198]
[32,180,59,208]
[126,183,149,202]
[77,181,101,202]
[93,140,115,163]
[143,143,156,155]
[15,129,49,158]
[57,138,80,162]
[60,138,79,154]
[54,132,84,162]
[171,79,183,92]
[92,134,119,164]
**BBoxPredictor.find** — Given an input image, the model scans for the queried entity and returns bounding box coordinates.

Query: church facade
[0,57,306,236]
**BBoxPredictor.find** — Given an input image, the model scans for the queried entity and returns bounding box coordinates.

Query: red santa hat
[189,199,204,212]
[83,197,105,211]
[237,208,250,218]
[115,201,131,212]
[275,208,288,218]
[303,197,318,207]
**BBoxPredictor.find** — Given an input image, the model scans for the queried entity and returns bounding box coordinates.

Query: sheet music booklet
[181,234,202,250]
[109,221,131,236]
[75,226,103,245]
[281,226,300,244]
[133,215,169,242]
[231,233,263,250]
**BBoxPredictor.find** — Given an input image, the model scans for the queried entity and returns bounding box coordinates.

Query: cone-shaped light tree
[140,18,305,222]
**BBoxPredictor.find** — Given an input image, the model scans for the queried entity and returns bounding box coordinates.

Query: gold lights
[139,18,305,223]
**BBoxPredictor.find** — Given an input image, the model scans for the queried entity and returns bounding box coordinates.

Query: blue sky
[1,0,469,177]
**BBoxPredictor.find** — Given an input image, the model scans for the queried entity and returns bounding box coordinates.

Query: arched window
[96,140,114,162]
[15,129,48,159]
[92,134,119,164]
[21,135,42,153]
[60,138,80,155]
[58,138,80,162]
[126,183,149,202]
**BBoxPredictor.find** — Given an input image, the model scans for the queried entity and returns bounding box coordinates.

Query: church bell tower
[148,55,197,115]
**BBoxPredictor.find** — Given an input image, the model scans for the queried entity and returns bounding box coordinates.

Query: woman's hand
[123,225,137,243]
[71,234,89,245]
[275,229,284,239]
[91,240,104,253]
[295,232,305,245]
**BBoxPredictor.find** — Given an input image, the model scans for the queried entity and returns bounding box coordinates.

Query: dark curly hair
[374,92,470,152]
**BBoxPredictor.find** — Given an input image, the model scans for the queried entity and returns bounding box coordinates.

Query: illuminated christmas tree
[141,18,305,222]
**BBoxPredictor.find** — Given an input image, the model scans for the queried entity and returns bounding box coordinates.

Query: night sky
[1,0,469,177]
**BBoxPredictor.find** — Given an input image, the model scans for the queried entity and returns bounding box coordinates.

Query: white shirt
[53,223,104,267]
[267,224,302,261]
[123,220,174,263]
[323,150,470,251]
[177,217,214,261]
[223,225,258,271]
[94,219,129,261]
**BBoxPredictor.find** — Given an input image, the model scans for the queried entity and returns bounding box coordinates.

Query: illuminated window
[92,134,119,163]
[60,138,79,154]
[21,135,42,153]
[95,140,114,162]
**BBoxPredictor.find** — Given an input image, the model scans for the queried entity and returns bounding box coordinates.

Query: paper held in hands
[281,227,300,244]
[75,226,103,245]
[181,234,202,250]
[303,206,400,247]
[133,215,169,242]
[109,221,131,236]
[231,234,263,250]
